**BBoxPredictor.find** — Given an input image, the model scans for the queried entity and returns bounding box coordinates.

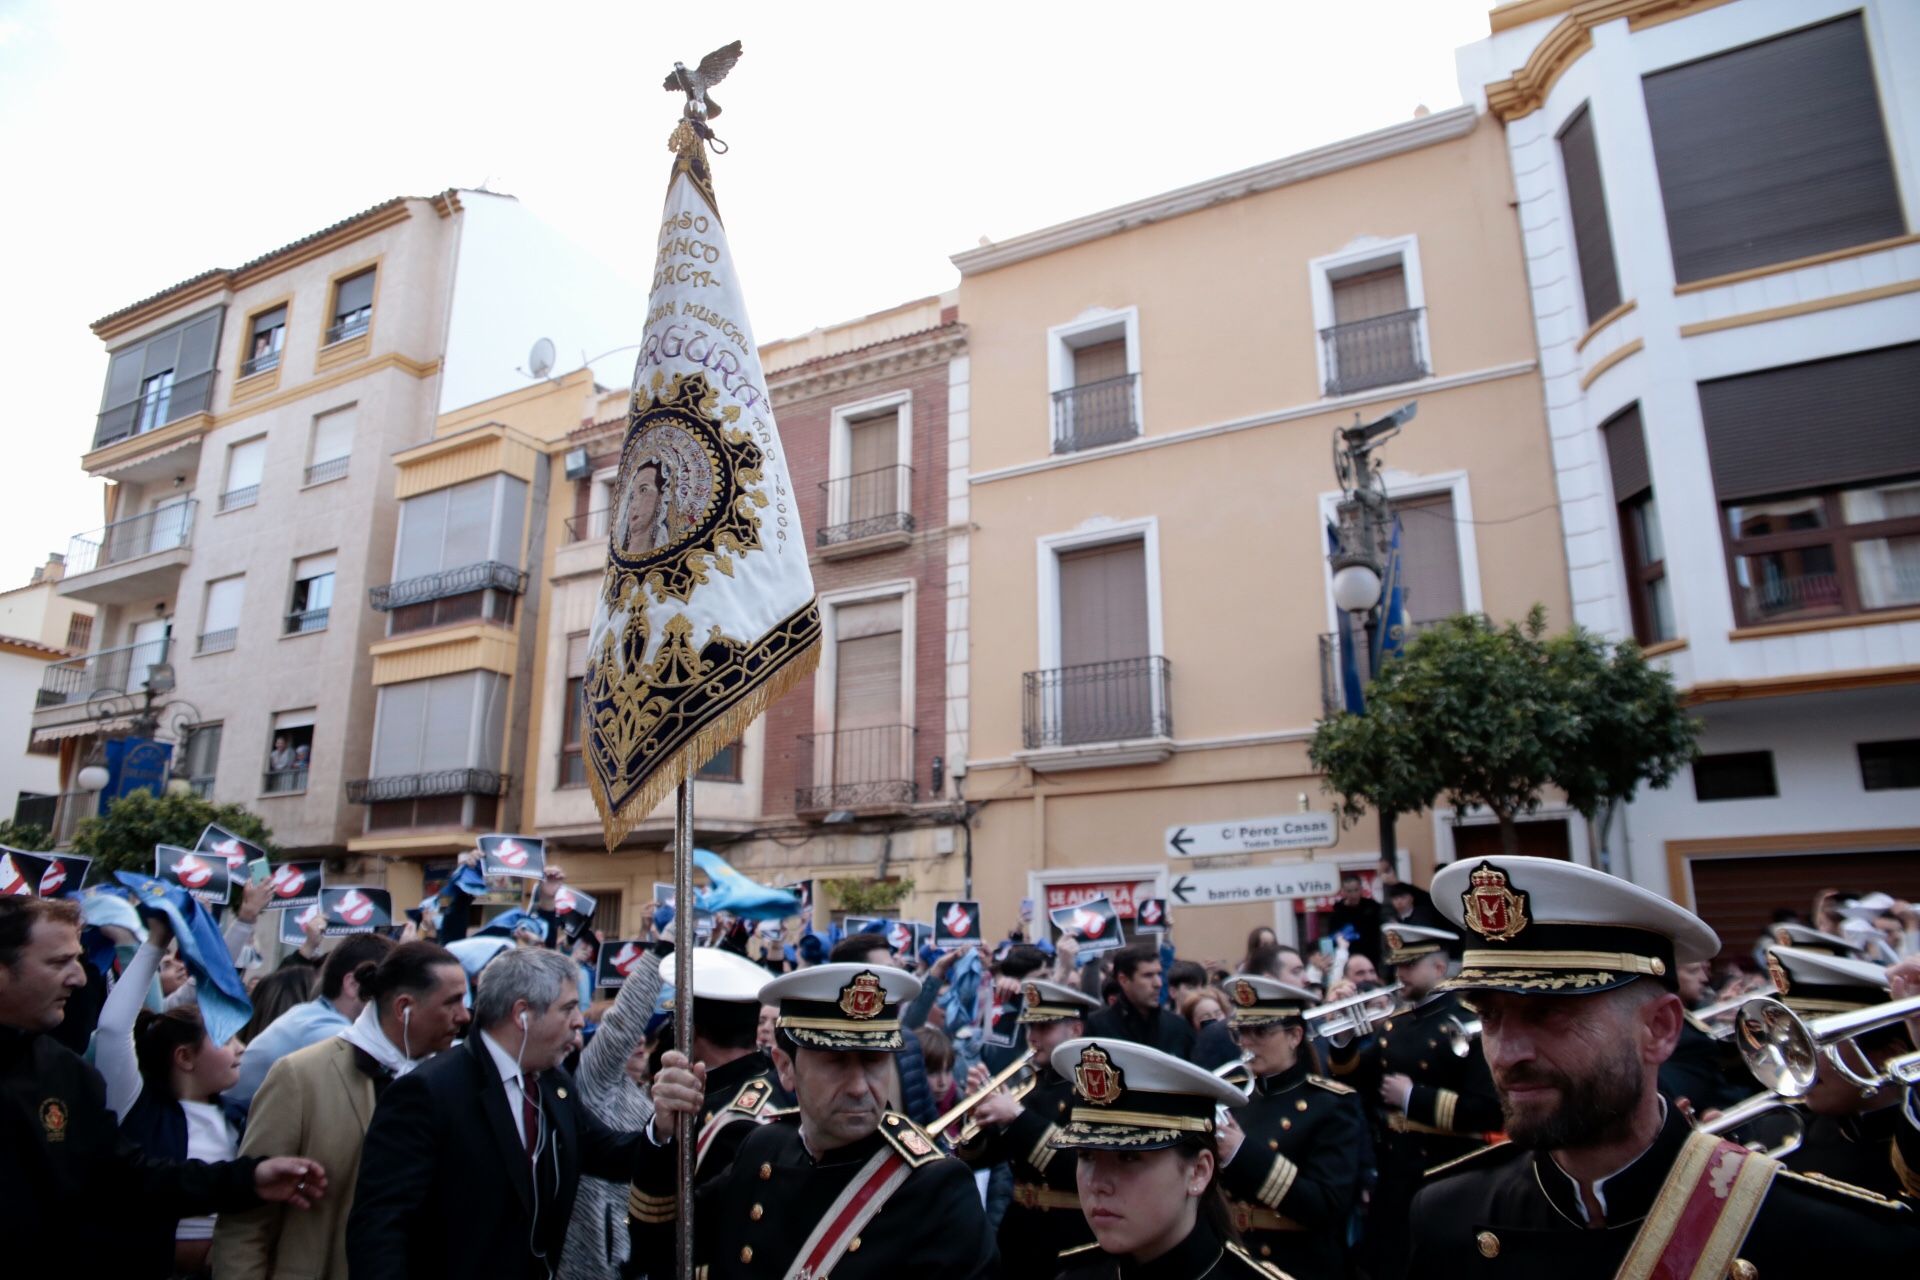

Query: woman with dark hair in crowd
[1050,1038,1270,1277]
[1238,926,1277,977]
[96,912,244,1276]
[235,964,318,1046]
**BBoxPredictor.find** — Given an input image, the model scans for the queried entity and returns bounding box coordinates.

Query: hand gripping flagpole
[673,780,695,1279]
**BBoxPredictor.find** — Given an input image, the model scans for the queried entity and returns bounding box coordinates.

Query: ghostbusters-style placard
[551,884,598,940]
[155,844,230,906]
[934,900,982,949]
[320,886,391,936]
[1134,897,1169,933]
[477,833,546,881]
[1049,894,1124,954]
[0,850,91,898]
[278,902,323,947]
[265,859,323,913]
[598,938,647,988]
[886,920,932,957]
[842,916,894,943]
[196,825,267,878]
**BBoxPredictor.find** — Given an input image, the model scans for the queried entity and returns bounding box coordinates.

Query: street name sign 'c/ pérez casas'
[1169,862,1343,907]
[1164,812,1337,858]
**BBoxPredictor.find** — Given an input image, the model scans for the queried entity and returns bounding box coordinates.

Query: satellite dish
[528,337,556,379]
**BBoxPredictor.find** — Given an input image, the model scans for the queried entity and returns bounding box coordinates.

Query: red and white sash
[785,1146,910,1278]
[1615,1130,1779,1280]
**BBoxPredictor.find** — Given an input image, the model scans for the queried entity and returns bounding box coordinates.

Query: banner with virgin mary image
[585,118,820,847]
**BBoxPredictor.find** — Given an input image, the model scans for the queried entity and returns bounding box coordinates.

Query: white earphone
[400,1005,412,1060]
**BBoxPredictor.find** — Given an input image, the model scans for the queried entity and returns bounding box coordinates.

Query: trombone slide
[931,1048,1037,1141]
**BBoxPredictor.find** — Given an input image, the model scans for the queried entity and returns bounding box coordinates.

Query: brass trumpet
[1692,993,1761,1040]
[1211,1050,1255,1092]
[931,1048,1037,1144]
[1303,983,1404,1047]
[1733,994,1920,1099]
[1699,1090,1805,1159]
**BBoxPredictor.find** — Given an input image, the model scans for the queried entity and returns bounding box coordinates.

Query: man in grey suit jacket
[212,943,468,1280]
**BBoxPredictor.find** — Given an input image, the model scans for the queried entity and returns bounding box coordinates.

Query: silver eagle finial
[664,40,742,123]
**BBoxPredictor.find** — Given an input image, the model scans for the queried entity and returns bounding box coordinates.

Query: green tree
[824,877,915,916]
[70,790,276,888]
[1309,607,1697,856]
[0,819,57,851]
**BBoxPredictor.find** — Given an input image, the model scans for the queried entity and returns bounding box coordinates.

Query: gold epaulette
[1779,1167,1912,1212]
[1226,1239,1296,1277]
[1306,1074,1355,1096]
[727,1076,774,1116]
[1058,1241,1102,1260]
[1423,1139,1513,1181]
[877,1112,943,1168]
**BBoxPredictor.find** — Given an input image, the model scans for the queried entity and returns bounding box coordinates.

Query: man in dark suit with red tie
[348,947,653,1280]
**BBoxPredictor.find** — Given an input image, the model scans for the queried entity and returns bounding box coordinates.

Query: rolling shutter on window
[1058,540,1149,668]
[1072,339,1127,386]
[1331,266,1409,325]
[567,632,591,678]
[227,439,266,493]
[1698,342,1920,501]
[395,491,448,580]
[203,577,244,633]
[1601,404,1650,502]
[1392,495,1465,623]
[371,682,426,777]
[849,413,898,475]
[312,407,356,464]
[1558,104,1622,324]
[335,269,376,320]
[444,479,494,566]
[835,599,903,730]
[1643,14,1904,283]
[273,709,315,732]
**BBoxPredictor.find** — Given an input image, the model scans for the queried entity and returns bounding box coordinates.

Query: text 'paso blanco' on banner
[585,99,821,849]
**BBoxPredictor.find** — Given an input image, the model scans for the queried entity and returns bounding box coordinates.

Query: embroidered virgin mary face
[622,460,666,554]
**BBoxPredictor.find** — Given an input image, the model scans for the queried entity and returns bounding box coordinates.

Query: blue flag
[1370,516,1410,675]
[113,871,252,1046]
[692,849,801,921]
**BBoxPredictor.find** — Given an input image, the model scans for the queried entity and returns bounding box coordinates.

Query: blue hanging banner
[104,738,175,804]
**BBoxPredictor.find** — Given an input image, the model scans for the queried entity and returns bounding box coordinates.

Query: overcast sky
[0,0,1496,591]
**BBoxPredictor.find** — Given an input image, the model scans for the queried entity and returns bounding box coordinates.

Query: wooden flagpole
[673,779,696,1278]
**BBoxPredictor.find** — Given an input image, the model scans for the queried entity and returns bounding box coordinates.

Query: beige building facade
[952,108,1570,966]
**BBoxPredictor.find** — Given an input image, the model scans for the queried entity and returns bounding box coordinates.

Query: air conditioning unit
[563,448,591,481]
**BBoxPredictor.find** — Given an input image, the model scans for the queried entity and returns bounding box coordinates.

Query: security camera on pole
[1325,402,1416,872]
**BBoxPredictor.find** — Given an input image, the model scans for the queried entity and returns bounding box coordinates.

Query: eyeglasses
[1226,1023,1286,1046]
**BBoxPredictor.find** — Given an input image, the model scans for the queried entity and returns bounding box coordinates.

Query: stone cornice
[768,329,967,407]
[948,106,1477,277]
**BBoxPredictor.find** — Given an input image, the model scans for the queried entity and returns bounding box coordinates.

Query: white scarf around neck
[337,1002,422,1077]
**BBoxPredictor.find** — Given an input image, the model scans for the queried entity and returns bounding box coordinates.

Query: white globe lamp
[1331,562,1383,615]
[77,764,111,793]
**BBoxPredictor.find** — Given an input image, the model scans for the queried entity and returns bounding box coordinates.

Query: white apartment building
[35,191,643,862]
[0,554,94,832]
[1459,0,1920,946]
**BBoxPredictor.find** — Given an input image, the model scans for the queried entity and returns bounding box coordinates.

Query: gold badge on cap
[1384,929,1403,953]
[1767,952,1790,996]
[1772,925,1793,948]
[1462,861,1530,942]
[1074,1045,1126,1105]
[1232,980,1258,1007]
[1023,982,1041,1005]
[838,971,885,1020]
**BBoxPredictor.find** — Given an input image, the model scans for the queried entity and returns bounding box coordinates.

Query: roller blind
[849,413,898,475]
[311,406,356,464]
[835,598,903,730]
[567,632,590,678]
[1558,104,1622,324]
[1395,494,1465,623]
[1643,14,1904,283]
[203,577,244,633]
[226,438,266,492]
[334,269,375,320]
[1059,540,1148,668]
[371,681,426,776]
[1698,342,1920,501]
[445,479,493,564]
[294,552,336,582]
[1073,339,1127,386]
[273,708,315,731]
[251,307,286,339]
[1601,403,1650,503]
[1332,266,1408,324]
[371,673,504,775]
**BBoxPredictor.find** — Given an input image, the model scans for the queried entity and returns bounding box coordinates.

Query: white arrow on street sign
[1164,812,1337,859]
[1168,863,1342,907]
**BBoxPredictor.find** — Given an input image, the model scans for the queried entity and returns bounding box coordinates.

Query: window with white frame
[1030,520,1169,749]
[824,392,912,547]
[1310,237,1429,398]
[198,576,244,654]
[287,552,335,635]
[221,437,266,512]
[1047,308,1140,455]
[264,709,314,794]
[307,405,355,486]
[800,590,913,810]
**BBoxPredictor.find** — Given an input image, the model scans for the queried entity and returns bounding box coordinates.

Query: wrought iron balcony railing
[564,508,610,543]
[11,793,57,832]
[1320,308,1428,397]
[218,485,259,513]
[197,628,236,655]
[817,465,914,547]
[66,500,196,576]
[39,636,172,706]
[1023,656,1171,749]
[93,369,217,450]
[305,455,349,486]
[1051,373,1139,454]
[263,768,309,794]
[285,608,329,635]
[240,349,281,377]
[347,768,511,804]
[794,725,916,812]
[324,313,370,345]
[369,561,527,612]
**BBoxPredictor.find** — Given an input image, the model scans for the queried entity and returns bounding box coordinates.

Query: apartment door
[1056,540,1151,745]
[128,617,171,694]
